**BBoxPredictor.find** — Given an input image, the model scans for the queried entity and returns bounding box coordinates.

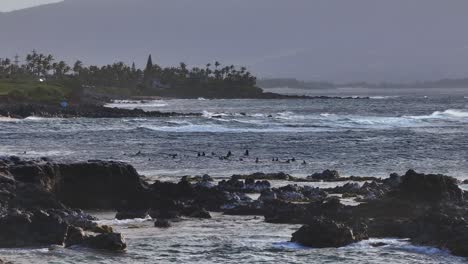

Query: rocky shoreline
[0,103,200,119]
[1,156,467,258]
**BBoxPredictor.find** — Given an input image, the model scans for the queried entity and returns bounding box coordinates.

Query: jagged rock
[64,226,86,248]
[188,208,211,219]
[0,209,68,248]
[258,190,277,202]
[291,217,367,248]
[2,157,150,209]
[264,185,326,202]
[154,219,171,228]
[115,210,149,220]
[231,172,291,181]
[307,170,340,181]
[0,157,135,252]
[244,179,271,193]
[397,169,463,203]
[0,103,198,119]
[202,174,213,182]
[82,233,126,251]
[91,225,113,234]
[328,182,360,194]
[218,178,271,193]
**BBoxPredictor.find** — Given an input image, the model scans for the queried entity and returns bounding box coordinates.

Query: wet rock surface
[1,156,468,258]
[0,103,199,119]
[0,156,133,251]
[291,217,368,248]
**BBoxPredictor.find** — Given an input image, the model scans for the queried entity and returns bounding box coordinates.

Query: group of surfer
[195,149,307,165]
[132,149,307,165]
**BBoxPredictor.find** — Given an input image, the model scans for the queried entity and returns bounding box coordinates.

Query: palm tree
[73,60,83,75]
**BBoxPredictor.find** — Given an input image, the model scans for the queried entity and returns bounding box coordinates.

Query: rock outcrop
[286,170,468,257]
[0,157,132,251]
[0,103,199,119]
[291,217,368,248]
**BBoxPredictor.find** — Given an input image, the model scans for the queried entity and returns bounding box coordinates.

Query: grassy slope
[0,79,72,102]
[0,79,139,103]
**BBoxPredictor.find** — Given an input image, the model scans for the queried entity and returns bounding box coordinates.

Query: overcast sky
[0,0,62,12]
[1,0,468,82]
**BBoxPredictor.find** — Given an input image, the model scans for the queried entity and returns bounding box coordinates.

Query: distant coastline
[258,78,468,90]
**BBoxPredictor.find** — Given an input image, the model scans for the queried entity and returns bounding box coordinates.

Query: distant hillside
[1,0,468,82]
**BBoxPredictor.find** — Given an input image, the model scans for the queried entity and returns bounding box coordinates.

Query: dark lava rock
[291,217,367,248]
[55,160,150,209]
[264,197,350,224]
[307,170,340,181]
[370,242,387,247]
[0,157,137,251]
[224,201,265,216]
[218,178,271,193]
[3,157,150,209]
[231,172,291,181]
[82,233,127,251]
[64,226,86,248]
[0,103,198,119]
[188,208,211,219]
[0,209,68,248]
[273,185,326,202]
[115,210,149,220]
[396,169,463,203]
[154,219,171,228]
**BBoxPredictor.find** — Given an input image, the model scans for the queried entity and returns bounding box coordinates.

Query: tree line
[0,51,260,98]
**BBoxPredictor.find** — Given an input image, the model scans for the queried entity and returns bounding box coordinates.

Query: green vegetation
[0,51,262,102]
[0,79,71,102]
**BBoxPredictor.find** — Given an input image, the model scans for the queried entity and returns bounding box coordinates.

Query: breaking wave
[0,116,19,122]
[94,215,153,226]
[369,96,400,99]
[136,108,468,133]
[348,238,452,256]
[405,109,468,119]
[105,99,168,109]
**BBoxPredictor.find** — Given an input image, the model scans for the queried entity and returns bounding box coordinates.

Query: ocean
[0,90,467,263]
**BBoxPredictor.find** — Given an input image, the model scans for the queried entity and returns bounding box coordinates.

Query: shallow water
[0,212,466,264]
[1,94,468,263]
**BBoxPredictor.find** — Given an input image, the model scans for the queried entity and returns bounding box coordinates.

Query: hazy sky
[1,0,468,82]
[0,0,62,12]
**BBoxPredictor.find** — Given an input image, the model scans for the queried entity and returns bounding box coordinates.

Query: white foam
[406,109,468,120]
[138,123,329,133]
[369,96,400,99]
[202,110,229,118]
[24,116,55,121]
[105,99,168,109]
[275,111,309,120]
[348,238,451,256]
[272,241,310,250]
[0,116,19,122]
[94,215,153,226]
